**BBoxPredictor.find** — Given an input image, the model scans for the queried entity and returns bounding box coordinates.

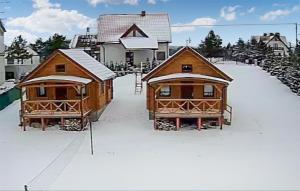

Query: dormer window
[182,65,192,73]
[56,64,65,73]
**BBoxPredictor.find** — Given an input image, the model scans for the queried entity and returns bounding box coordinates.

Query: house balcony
[155,98,222,118]
[22,97,91,118]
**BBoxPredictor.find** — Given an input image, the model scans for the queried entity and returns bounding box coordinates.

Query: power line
[171,22,296,27]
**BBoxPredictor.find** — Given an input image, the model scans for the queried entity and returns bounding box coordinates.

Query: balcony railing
[23,97,90,117]
[155,98,222,116]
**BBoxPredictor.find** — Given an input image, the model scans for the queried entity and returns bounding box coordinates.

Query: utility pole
[296,23,298,46]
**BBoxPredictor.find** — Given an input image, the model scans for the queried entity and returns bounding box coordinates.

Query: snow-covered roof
[23,75,92,85]
[69,34,98,49]
[148,73,230,84]
[143,46,233,82]
[251,34,289,47]
[120,37,158,49]
[59,49,116,81]
[98,12,171,43]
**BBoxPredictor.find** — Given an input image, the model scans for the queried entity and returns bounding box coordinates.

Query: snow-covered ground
[1,64,300,190]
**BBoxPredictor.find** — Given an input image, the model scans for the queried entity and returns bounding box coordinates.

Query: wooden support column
[23,118,26,131]
[219,116,223,130]
[41,118,45,131]
[197,118,202,130]
[61,117,64,127]
[80,86,84,130]
[176,118,180,131]
[154,117,157,130]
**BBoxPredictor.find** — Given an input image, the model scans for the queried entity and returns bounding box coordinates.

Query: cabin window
[203,85,214,97]
[77,85,87,96]
[160,86,171,97]
[37,85,47,97]
[156,51,166,61]
[182,65,193,73]
[55,64,65,73]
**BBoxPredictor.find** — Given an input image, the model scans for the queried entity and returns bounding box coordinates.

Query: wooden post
[197,118,202,130]
[80,86,84,130]
[23,117,26,131]
[176,118,180,131]
[219,116,223,130]
[61,117,64,127]
[41,118,45,131]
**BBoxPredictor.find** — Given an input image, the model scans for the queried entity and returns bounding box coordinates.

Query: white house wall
[267,40,289,56]
[100,42,169,66]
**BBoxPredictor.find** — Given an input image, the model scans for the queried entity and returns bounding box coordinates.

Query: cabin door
[126,52,134,66]
[55,87,67,100]
[181,84,194,110]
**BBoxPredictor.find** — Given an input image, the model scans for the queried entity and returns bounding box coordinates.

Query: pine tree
[198,30,223,57]
[30,38,46,61]
[44,33,70,58]
[6,35,32,64]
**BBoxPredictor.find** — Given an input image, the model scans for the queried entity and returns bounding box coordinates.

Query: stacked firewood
[155,119,176,131]
[60,119,87,131]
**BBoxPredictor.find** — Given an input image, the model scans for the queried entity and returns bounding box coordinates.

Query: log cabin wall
[146,49,230,113]
[150,50,226,79]
[23,52,112,112]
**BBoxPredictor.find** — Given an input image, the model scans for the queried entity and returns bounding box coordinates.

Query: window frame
[55,64,66,73]
[156,51,166,61]
[37,85,47,97]
[182,64,193,73]
[159,86,171,97]
[203,84,214,98]
[77,85,87,96]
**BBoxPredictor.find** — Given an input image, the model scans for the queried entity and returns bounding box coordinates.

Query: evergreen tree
[30,38,46,61]
[6,35,32,64]
[198,30,223,57]
[44,33,70,58]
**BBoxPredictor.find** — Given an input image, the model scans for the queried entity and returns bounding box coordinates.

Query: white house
[97,11,172,68]
[251,33,290,56]
[0,20,6,85]
[5,47,40,80]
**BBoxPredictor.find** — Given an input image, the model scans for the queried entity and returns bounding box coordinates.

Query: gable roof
[0,19,6,32]
[22,49,115,83]
[251,34,289,48]
[142,46,233,82]
[98,13,171,43]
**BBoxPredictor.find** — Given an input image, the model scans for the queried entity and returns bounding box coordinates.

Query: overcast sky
[1,0,300,46]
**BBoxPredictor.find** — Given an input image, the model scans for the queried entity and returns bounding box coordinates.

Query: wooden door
[55,87,67,100]
[181,85,193,99]
[181,84,194,111]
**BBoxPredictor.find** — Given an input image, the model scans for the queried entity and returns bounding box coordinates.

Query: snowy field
[1,64,300,190]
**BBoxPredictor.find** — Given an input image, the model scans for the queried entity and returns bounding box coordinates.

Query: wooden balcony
[155,98,222,118]
[22,97,91,118]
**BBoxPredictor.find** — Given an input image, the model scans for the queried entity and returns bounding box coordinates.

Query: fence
[0,87,20,110]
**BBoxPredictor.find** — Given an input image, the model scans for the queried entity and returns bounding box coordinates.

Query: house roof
[142,46,233,82]
[59,49,116,81]
[98,13,171,43]
[21,49,115,84]
[251,34,289,48]
[0,19,6,32]
[120,37,158,49]
[22,75,92,85]
[148,73,230,84]
[69,34,97,49]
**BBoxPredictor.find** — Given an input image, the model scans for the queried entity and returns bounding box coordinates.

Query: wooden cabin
[142,46,233,130]
[19,49,116,131]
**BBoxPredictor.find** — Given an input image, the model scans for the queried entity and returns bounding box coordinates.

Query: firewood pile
[60,119,87,131]
[155,119,176,131]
